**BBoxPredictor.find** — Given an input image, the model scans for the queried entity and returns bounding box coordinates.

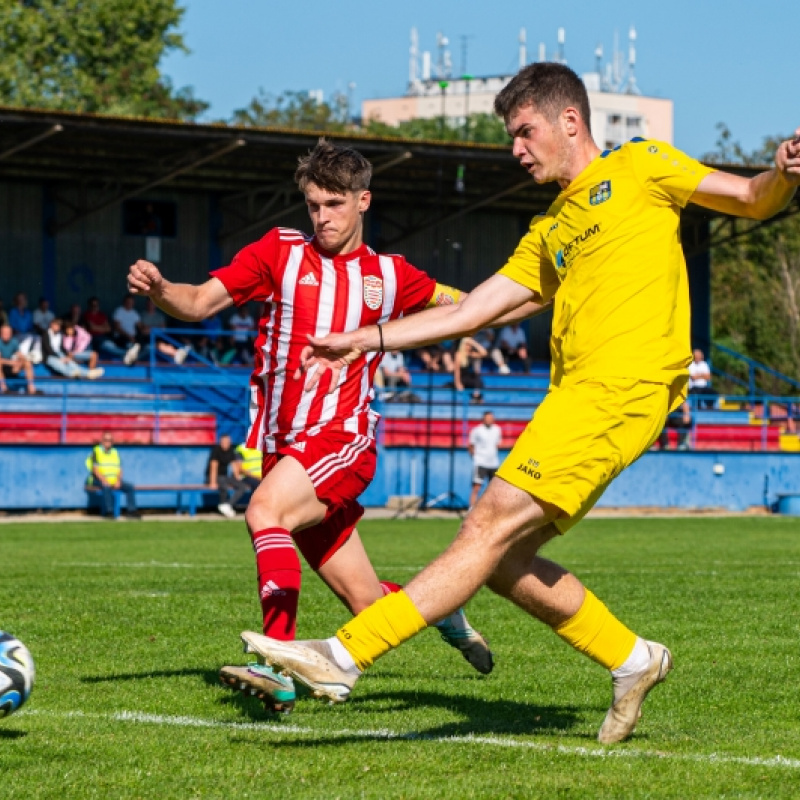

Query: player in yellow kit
[239,62,800,743]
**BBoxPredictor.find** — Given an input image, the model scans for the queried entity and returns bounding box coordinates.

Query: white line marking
[20,709,800,770]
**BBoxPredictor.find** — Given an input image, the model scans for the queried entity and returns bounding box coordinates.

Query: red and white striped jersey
[211,227,437,453]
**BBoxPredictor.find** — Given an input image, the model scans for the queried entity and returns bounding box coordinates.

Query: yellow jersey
[499,138,714,392]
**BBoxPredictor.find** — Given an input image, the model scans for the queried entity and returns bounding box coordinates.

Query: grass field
[1,515,799,798]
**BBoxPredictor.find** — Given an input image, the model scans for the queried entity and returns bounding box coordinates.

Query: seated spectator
[64,302,83,326]
[228,306,255,365]
[473,328,510,374]
[0,298,9,327]
[498,322,530,372]
[82,296,112,348]
[381,351,411,390]
[206,434,250,518]
[416,340,455,373]
[453,336,487,403]
[105,293,142,363]
[85,432,140,518]
[688,348,716,409]
[62,319,100,370]
[0,323,37,394]
[657,401,692,450]
[9,293,33,336]
[32,297,55,335]
[234,441,262,495]
[129,298,190,365]
[41,317,104,379]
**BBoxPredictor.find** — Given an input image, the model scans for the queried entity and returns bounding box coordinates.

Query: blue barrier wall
[1,445,798,512]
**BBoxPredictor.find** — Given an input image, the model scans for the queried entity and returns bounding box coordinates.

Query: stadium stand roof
[1,105,791,254]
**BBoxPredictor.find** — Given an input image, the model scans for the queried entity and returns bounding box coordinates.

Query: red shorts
[262,431,377,571]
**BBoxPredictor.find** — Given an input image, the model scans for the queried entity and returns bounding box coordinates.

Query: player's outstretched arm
[297,274,535,388]
[127,260,234,321]
[691,128,800,220]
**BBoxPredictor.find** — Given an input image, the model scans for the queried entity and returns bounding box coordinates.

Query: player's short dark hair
[494,62,591,132]
[295,138,372,194]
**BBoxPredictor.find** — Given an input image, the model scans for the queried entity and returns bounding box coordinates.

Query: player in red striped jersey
[127,140,540,713]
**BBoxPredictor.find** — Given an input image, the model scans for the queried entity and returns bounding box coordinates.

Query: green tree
[230,89,347,131]
[0,0,207,120]
[706,125,800,389]
[363,112,507,144]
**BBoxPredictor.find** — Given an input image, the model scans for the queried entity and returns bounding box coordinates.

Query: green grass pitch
[1,515,799,798]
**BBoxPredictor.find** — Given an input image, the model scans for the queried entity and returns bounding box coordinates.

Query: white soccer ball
[0,631,35,718]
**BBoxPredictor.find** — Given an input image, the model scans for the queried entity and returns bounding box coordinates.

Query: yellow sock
[553,589,636,671]
[336,590,428,671]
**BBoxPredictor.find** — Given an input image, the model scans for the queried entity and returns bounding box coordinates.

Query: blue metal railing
[711,342,800,396]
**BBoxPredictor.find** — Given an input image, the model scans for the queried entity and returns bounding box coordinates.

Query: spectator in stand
[62,318,100,370]
[468,411,503,508]
[0,298,10,327]
[378,351,412,399]
[206,433,251,519]
[498,322,531,372]
[133,298,190,365]
[64,302,83,326]
[688,348,716,409]
[0,323,37,394]
[234,441,263,495]
[85,432,140,518]
[107,293,143,363]
[41,317,104,379]
[9,293,33,336]
[657,401,692,451]
[228,305,256,365]
[453,336,487,404]
[416,341,455,373]
[82,296,112,349]
[32,297,55,335]
[473,328,510,374]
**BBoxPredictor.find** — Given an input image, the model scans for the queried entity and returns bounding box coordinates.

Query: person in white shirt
[468,410,503,507]
[32,297,55,335]
[497,322,530,372]
[688,348,715,409]
[377,351,412,400]
[228,306,255,364]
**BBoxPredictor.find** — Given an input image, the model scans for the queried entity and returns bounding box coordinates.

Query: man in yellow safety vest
[86,432,140,518]
[233,442,262,499]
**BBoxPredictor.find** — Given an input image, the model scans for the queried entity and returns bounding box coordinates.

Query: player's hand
[294,332,364,392]
[127,259,165,298]
[775,127,800,186]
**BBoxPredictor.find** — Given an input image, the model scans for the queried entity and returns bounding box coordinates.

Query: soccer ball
[0,631,35,718]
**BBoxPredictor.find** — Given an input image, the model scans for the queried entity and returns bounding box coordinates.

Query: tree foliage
[0,0,207,120]
[230,89,348,131]
[230,88,509,145]
[706,125,800,388]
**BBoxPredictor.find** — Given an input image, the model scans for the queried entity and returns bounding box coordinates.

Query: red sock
[251,527,301,640]
[379,581,403,596]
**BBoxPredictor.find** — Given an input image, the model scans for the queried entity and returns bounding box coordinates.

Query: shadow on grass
[80,667,588,737]
[81,667,217,683]
[0,728,27,739]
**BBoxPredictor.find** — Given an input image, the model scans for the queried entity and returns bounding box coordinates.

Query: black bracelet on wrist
[377,323,384,353]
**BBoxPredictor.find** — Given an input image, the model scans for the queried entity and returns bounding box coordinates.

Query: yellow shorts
[495,377,674,533]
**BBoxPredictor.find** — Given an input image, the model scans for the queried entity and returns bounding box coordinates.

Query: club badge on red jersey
[363,275,383,310]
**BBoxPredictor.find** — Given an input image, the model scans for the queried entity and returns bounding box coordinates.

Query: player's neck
[558,138,603,189]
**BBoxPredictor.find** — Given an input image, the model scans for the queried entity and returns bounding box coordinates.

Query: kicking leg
[486,524,672,744]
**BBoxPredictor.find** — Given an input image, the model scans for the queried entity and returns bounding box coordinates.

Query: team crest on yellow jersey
[363,275,383,310]
[589,180,612,206]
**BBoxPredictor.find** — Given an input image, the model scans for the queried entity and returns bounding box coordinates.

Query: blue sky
[162,0,797,159]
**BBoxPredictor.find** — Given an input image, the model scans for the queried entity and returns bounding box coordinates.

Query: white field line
[20,709,800,771]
